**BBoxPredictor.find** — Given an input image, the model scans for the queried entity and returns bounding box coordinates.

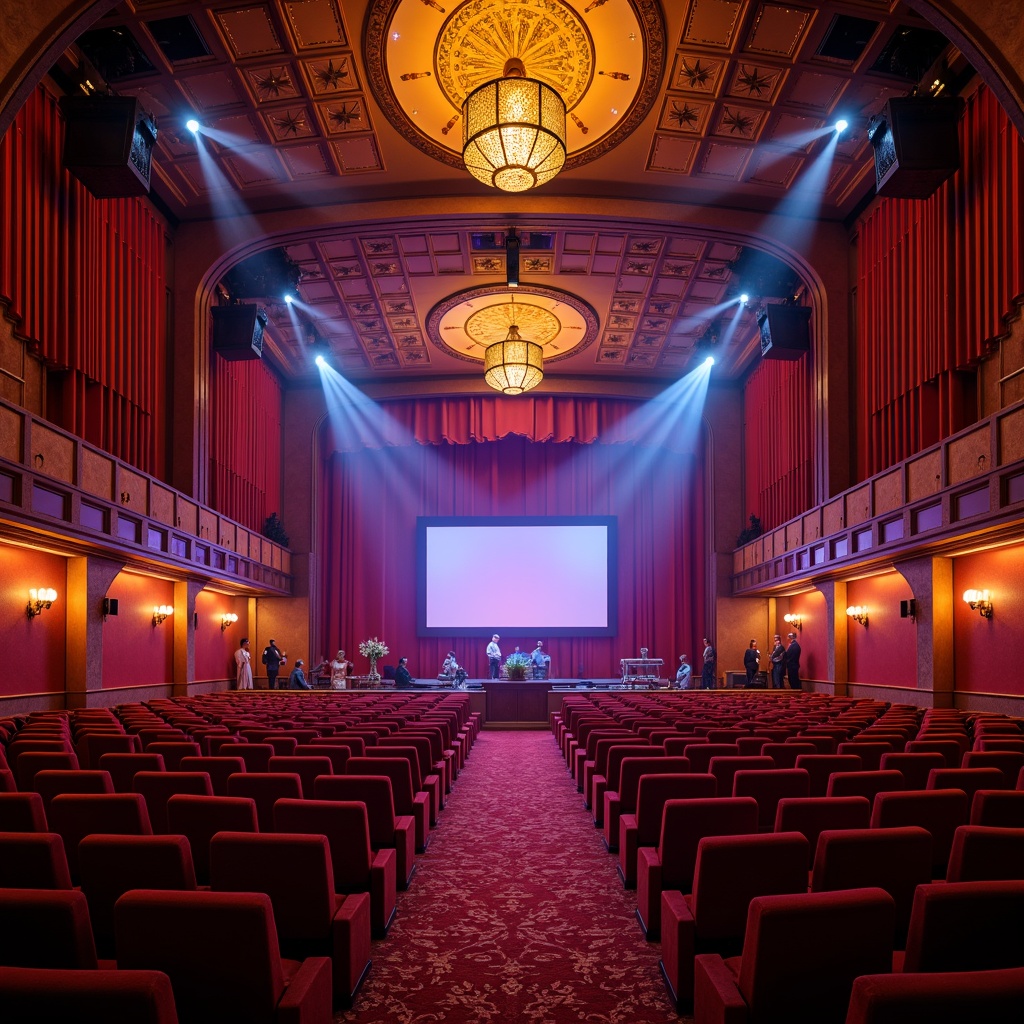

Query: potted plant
[358,637,389,682]
[504,652,530,680]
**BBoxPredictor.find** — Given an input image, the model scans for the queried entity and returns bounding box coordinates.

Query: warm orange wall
[195,590,245,683]
[846,573,917,688]
[954,544,1024,694]
[0,543,66,695]
[100,572,174,689]
[780,590,826,681]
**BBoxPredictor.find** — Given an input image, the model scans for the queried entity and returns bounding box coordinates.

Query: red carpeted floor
[340,729,688,1022]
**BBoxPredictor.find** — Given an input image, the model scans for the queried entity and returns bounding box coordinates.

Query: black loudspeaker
[60,96,157,198]
[758,305,811,360]
[867,97,964,199]
[211,304,267,360]
[900,599,917,619]
[102,598,119,616]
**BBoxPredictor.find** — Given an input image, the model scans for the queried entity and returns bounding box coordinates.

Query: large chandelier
[483,324,544,394]
[462,58,567,193]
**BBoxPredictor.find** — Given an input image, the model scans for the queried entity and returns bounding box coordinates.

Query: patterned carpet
[339,729,688,1023]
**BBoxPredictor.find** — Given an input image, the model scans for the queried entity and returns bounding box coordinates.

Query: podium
[620,658,664,688]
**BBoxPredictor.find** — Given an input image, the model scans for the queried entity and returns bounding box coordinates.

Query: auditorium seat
[210,831,372,1008]
[604,755,688,852]
[969,787,1024,826]
[836,741,894,772]
[293,743,351,775]
[732,768,811,831]
[98,752,166,793]
[14,750,80,792]
[826,769,904,803]
[708,756,775,801]
[811,826,932,945]
[178,756,246,796]
[757,742,817,769]
[0,791,48,832]
[927,767,1006,809]
[684,743,741,775]
[133,772,215,834]
[226,772,303,831]
[33,769,114,809]
[142,742,201,772]
[636,796,759,940]
[0,888,104,969]
[905,740,962,769]
[115,889,333,1024]
[266,755,334,797]
[945,824,1024,882]
[618,773,717,888]
[961,749,1024,781]
[795,754,864,797]
[364,744,441,825]
[347,755,430,852]
[165,794,259,886]
[693,888,896,1024]
[227,743,276,774]
[207,735,246,757]
[0,832,73,889]
[48,792,153,882]
[74,733,140,769]
[879,752,945,791]
[870,789,970,878]
[790,734,838,754]
[273,798,397,938]
[660,831,809,1008]
[588,740,651,822]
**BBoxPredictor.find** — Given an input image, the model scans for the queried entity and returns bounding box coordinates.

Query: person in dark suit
[701,637,717,689]
[785,633,802,690]
[262,639,284,689]
[394,657,415,689]
[743,639,761,687]
[770,635,786,689]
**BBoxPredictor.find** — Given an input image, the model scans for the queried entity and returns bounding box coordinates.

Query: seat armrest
[412,792,431,851]
[693,954,748,1024]
[636,846,663,938]
[619,814,640,888]
[393,815,417,889]
[661,889,697,1005]
[275,954,333,1024]
[370,848,398,938]
[330,893,371,1008]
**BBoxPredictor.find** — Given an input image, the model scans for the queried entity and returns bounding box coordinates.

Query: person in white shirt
[675,654,692,689]
[329,650,350,690]
[486,634,501,679]
[530,641,551,679]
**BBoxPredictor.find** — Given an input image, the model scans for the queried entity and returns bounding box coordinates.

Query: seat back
[617,757,690,815]
[774,796,872,868]
[685,744,740,774]
[133,772,214,833]
[792,735,838,754]
[142,742,201,773]
[293,744,350,774]
[659,796,760,893]
[0,888,98,969]
[98,753,166,793]
[635,773,717,845]
[871,788,970,875]
[75,733,139,769]
[811,826,932,942]
[48,792,153,880]
[227,744,275,774]
[115,889,285,1023]
[761,743,817,769]
[165,795,258,886]
[347,756,416,813]
[836,741,894,772]
[0,831,73,889]
[879,752,944,791]
[737,888,896,1024]
[794,754,864,797]
[946,824,1024,882]
[928,767,1007,809]
[14,751,80,792]
[606,745,663,792]
[273,798,374,892]
[902,880,1024,972]
[225,772,303,830]
[267,756,334,797]
[969,788,1024,827]
[210,832,335,941]
[0,791,48,832]
[708,756,774,800]
[826,769,904,802]
[33,769,114,809]
[732,768,810,830]
[177,757,246,797]
[313,774,398,848]
[905,739,962,769]
[961,750,1024,780]
[691,831,810,941]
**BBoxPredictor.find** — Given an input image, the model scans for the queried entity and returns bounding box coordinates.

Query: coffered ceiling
[64,0,961,384]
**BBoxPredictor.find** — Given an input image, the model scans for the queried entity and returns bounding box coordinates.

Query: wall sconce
[152,604,173,627]
[783,613,802,632]
[963,589,993,618]
[847,605,869,626]
[27,588,58,618]
[221,612,238,632]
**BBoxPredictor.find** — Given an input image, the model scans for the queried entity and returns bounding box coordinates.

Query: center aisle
[340,729,686,1023]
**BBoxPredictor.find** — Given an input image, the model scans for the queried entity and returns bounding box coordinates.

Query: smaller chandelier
[463,58,567,193]
[484,324,544,395]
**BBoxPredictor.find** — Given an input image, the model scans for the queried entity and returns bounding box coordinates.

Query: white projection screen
[417,517,617,637]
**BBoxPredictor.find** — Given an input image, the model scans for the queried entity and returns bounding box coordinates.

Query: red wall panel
[100,572,173,689]
[846,574,918,689]
[195,589,246,683]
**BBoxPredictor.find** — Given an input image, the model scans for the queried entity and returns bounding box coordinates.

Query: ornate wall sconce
[783,613,802,632]
[962,589,993,618]
[27,588,58,617]
[152,604,173,627]
[846,605,869,626]
[221,612,239,632]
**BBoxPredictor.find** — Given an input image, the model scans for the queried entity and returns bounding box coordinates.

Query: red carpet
[340,729,687,1022]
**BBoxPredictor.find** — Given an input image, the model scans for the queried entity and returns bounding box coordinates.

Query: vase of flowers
[504,651,530,680]
[358,637,389,682]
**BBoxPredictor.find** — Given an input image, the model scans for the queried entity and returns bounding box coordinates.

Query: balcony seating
[165,794,259,887]
[133,772,215,834]
[0,888,104,969]
[826,770,904,803]
[115,889,333,1024]
[878,752,944,791]
[210,831,372,1008]
[48,792,153,882]
[225,772,303,831]
[178,756,246,797]
[97,753,166,793]
[774,796,872,870]
[945,824,1024,882]
[732,768,810,831]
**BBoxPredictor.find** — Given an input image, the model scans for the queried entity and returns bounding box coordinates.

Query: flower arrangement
[504,651,530,680]
[358,637,389,672]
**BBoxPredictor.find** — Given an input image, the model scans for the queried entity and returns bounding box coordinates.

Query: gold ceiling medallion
[366,0,665,172]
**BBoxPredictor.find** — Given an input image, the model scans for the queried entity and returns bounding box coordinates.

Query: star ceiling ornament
[669,102,700,129]
[272,111,308,136]
[328,103,362,129]
[721,107,756,136]
[254,68,292,98]
[680,58,715,90]
[313,58,349,90]
[736,65,774,97]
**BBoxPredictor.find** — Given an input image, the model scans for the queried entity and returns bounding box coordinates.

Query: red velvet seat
[74,732,140,769]
[604,755,689,852]
[33,769,114,809]
[905,739,962,769]
[845,966,1024,1024]
[225,772,303,831]
[268,755,334,798]
[14,750,80,792]
[761,742,819,769]
[969,787,1024,826]
[811,826,932,945]
[307,735,365,757]
[774,795,872,870]
[588,739,651,821]
[826,769,904,802]
[879,752,944,791]
[273,798,397,938]
[347,755,430,852]
[364,744,442,825]
[79,833,197,957]
[897,880,1024,972]
[0,888,104,969]
[177,756,246,796]
[791,734,838,754]
[961,749,1024,781]
[693,888,896,1024]
[133,771,215,833]
[708,756,774,801]
[945,824,1024,882]
[165,794,259,886]
[927,767,1007,809]
[48,792,153,882]
[210,831,372,1008]
[97,752,166,793]
[314,774,416,889]
[115,889,333,1024]
[618,773,717,888]
[226,743,276,773]
[732,768,810,830]
[685,743,740,775]
[597,744,665,833]
[870,789,970,878]
[660,831,809,1008]
[0,966,179,1024]
[795,754,864,797]
[0,831,72,889]
[837,741,894,772]
[142,742,201,772]
[207,735,246,757]
[0,791,48,832]
[637,795,759,939]
[293,743,351,775]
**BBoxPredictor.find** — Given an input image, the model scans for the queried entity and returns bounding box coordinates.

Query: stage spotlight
[185,117,200,134]
[835,118,849,134]
[315,354,326,368]
[284,293,294,304]
[739,293,749,305]
[704,355,715,367]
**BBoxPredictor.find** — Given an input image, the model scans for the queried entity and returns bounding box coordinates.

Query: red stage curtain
[209,354,283,533]
[320,424,706,681]
[853,85,1024,480]
[742,354,814,531]
[0,86,168,476]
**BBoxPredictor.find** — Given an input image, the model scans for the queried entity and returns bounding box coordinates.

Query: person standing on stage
[329,650,351,690]
[743,639,761,687]
[235,638,253,690]
[701,637,717,689]
[486,634,501,679]
[676,654,692,689]
[786,632,802,690]
[770,635,786,689]
[261,639,284,690]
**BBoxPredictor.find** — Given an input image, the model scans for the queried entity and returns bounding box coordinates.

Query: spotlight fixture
[703,355,715,367]
[220,612,239,632]
[284,293,294,304]
[835,118,849,133]
[783,612,802,632]
[505,229,520,288]
[314,354,327,368]
[462,57,567,192]
[185,117,200,134]
[739,293,750,305]
[962,589,993,618]
[27,587,58,618]
[846,605,869,626]
[152,604,173,627]
[483,324,543,395]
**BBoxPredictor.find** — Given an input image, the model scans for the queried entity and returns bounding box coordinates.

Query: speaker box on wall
[758,305,811,360]
[867,97,964,199]
[60,96,157,198]
[102,598,119,616]
[211,304,268,360]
